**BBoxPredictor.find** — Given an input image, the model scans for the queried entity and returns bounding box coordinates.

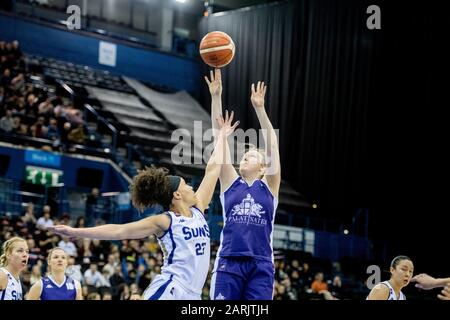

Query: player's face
[50,249,68,273]
[239,150,265,177]
[8,241,29,272]
[391,259,414,287]
[178,178,197,206]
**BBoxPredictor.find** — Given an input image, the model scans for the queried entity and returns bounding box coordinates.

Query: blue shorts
[210,256,275,300]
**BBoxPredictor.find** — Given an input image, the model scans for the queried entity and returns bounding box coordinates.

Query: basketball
[199,31,235,68]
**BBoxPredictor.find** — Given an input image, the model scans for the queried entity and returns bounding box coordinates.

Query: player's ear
[172,191,182,200]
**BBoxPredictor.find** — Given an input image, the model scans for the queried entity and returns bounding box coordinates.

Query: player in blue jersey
[0,237,29,300]
[205,69,281,300]
[27,247,82,300]
[48,113,238,300]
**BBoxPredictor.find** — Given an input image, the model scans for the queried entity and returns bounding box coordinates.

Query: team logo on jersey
[46,284,53,288]
[215,293,225,300]
[228,194,267,226]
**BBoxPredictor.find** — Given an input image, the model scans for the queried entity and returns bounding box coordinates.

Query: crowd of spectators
[0,39,88,152]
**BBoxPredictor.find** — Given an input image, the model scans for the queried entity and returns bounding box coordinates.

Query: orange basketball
[199,31,235,68]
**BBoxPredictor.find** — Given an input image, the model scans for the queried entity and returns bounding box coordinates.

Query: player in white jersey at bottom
[49,113,238,300]
[367,255,414,300]
[0,237,29,300]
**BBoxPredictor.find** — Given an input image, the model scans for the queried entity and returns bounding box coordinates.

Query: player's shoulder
[367,283,389,300]
[0,268,8,288]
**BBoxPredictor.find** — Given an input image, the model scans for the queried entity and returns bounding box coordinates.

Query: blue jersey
[40,276,77,300]
[218,177,277,261]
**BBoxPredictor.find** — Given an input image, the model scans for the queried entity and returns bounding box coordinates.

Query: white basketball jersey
[382,281,406,300]
[0,268,23,300]
[367,280,406,300]
[157,207,211,295]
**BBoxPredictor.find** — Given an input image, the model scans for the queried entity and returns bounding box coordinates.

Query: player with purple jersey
[206,70,281,300]
[27,247,82,300]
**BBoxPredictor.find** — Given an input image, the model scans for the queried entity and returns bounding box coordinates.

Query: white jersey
[156,207,210,295]
[0,268,23,300]
[367,281,406,300]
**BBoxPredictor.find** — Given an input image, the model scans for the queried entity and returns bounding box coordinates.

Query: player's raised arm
[251,81,281,197]
[205,69,238,190]
[196,111,239,212]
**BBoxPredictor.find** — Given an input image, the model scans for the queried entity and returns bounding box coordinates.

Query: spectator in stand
[58,236,77,257]
[64,256,83,284]
[330,275,344,299]
[84,263,107,288]
[25,238,43,267]
[21,203,37,229]
[67,123,86,145]
[29,264,42,286]
[87,292,101,300]
[311,272,328,294]
[0,108,14,133]
[300,262,313,289]
[36,205,54,230]
[85,188,100,227]
[102,291,113,300]
[46,117,60,141]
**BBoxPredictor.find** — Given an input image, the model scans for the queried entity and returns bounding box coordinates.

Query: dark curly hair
[129,166,173,211]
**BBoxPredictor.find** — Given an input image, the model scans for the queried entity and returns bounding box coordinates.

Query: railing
[57,80,119,156]
[0,177,45,216]
[84,103,118,154]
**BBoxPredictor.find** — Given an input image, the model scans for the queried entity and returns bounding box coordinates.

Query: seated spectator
[67,123,86,144]
[102,291,113,300]
[87,292,101,300]
[21,202,37,229]
[26,238,44,266]
[0,109,14,132]
[38,98,54,117]
[0,86,4,106]
[11,40,22,60]
[72,216,85,228]
[330,275,344,299]
[10,73,24,91]
[46,117,60,141]
[84,263,107,288]
[102,254,118,279]
[30,116,48,139]
[36,206,54,230]
[109,265,125,299]
[25,93,39,116]
[66,256,83,283]
[1,68,12,88]
[300,262,313,289]
[30,264,42,286]
[311,272,328,293]
[63,105,84,126]
[58,236,78,257]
